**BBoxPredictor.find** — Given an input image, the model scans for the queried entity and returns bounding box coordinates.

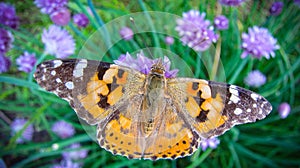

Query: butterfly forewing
[34,59,146,125]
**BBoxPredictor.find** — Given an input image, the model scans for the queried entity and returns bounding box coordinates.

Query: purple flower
[62,143,88,161]
[214,15,229,30]
[51,120,75,139]
[52,159,80,168]
[42,25,75,58]
[165,36,174,45]
[34,0,68,15]
[278,102,290,119]
[244,70,266,87]
[295,0,300,7]
[119,27,134,40]
[114,52,179,78]
[241,26,279,59]
[50,8,70,26]
[0,28,14,54]
[10,118,34,144]
[73,13,89,28]
[0,53,11,73]
[175,10,218,51]
[270,2,284,16]
[0,3,19,29]
[200,137,220,151]
[219,0,246,6]
[16,52,37,73]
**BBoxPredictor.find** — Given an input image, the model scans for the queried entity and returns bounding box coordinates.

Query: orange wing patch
[76,68,127,122]
[98,113,145,159]
[168,78,228,138]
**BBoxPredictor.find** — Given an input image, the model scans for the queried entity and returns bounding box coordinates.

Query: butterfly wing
[167,78,272,139]
[34,59,272,160]
[34,59,146,125]
[96,93,200,160]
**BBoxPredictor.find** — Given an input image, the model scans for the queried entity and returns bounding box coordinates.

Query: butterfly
[34,58,272,160]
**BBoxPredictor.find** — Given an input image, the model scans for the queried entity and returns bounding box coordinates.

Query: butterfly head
[150,58,165,76]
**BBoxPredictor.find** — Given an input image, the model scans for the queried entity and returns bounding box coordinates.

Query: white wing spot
[261,101,267,108]
[253,104,257,108]
[230,94,240,103]
[246,108,251,112]
[251,93,259,100]
[53,60,63,68]
[42,75,46,80]
[73,59,88,78]
[234,108,243,115]
[229,85,239,95]
[65,81,74,89]
[51,70,56,76]
[229,85,240,103]
[56,78,62,83]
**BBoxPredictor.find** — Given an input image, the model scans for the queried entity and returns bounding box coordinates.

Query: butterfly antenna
[130,17,155,59]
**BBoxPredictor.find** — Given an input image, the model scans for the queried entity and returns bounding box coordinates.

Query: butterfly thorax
[141,62,167,135]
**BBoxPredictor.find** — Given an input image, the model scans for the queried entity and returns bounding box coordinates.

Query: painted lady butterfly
[34,58,272,160]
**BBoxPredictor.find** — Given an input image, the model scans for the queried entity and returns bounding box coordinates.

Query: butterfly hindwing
[34,59,146,125]
[96,94,200,160]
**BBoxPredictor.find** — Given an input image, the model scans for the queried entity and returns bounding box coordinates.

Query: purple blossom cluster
[200,137,220,151]
[50,8,71,26]
[0,2,20,29]
[16,52,37,73]
[241,26,279,59]
[42,25,75,58]
[219,0,246,6]
[0,28,13,54]
[244,70,266,87]
[34,0,89,27]
[52,143,88,167]
[52,160,80,168]
[0,2,18,73]
[269,2,284,16]
[73,13,90,28]
[278,102,291,119]
[34,0,68,15]
[295,0,300,7]
[62,143,88,160]
[114,52,179,78]
[214,15,229,30]
[10,118,34,144]
[0,53,11,73]
[176,10,218,51]
[165,36,174,45]
[119,27,134,41]
[51,120,75,139]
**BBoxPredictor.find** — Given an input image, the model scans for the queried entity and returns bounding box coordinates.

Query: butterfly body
[34,59,272,160]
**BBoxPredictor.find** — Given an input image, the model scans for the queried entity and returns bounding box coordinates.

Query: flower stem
[211,37,221,81]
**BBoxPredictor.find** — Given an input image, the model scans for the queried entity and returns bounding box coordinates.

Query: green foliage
[1,0,299,167]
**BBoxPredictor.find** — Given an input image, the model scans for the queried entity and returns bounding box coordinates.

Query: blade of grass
[0,76,39,90]
[234,143,279,168]
[187,148,212,168]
